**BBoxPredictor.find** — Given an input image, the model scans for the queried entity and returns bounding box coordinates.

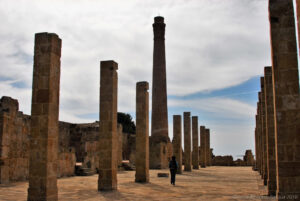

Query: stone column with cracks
[264,66,277,196]
[172,115,182,174]
[192,116,199,169]
[183,112,191,171]
[28,32,61,201]
[269,0,300,198]
[200,126,206,168]
[98,60,118,191]
[135,81,149,183]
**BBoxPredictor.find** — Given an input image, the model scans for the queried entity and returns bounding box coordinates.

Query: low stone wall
[0,96,129,183]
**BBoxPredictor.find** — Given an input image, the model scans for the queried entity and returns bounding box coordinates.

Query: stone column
[264,66,277,196]
[205,129,211,166]
[28,32,61,201]
[296,0,300,52]
[98,60,118,191]
[150,16,170,169]
[117,124,123,167]
[260,77,268,186]
[269,0,300,198]
[192,116,199,169]
[183,112,191,171]
[172,115,182,174]
[135,81,149,183]
[255,114,261,173]
[258,93,264,178]
[200,126,206,168]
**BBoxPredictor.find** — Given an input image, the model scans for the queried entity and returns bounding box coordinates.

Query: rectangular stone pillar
[117,124,123,167]
[192,116,199,169]
[135,81,149,183]
[260,77,268,186]
[28,32,61,201]
[200,126,206,168]
[255,114,261,173]
[269,0,300,198]
[98,60,118,191]
[264,66,277,196]
[205,129,211,166]
[183,112,191,171]
[258,93,264,178]
[172,115,182,174]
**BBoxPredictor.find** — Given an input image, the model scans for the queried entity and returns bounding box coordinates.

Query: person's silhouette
[169,156,178,185]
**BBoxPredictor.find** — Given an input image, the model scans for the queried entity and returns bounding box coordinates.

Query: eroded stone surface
[172,115,182,174]
[98,60,118,191]
[200,126,206,168]
[135,82,149,183]
[269,0,300,199]
[264,67,277,196]
[192,116,199,169]
[183,112,191,171]
[28,32,61,201]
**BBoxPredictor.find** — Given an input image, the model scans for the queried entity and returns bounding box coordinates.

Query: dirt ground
[0,167,271,201]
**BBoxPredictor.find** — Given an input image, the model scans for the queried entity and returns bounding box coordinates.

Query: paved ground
[0,167,270,201]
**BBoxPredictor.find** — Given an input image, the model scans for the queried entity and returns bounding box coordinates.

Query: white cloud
[169,97,256,119]
[0,0,270,156]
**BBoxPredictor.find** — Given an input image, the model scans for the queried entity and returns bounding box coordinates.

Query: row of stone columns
[254,0,300,199]
[172,113,211,173]
[27,33,152,200]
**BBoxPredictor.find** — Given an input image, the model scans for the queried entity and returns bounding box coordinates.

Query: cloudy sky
[0,0,282,158]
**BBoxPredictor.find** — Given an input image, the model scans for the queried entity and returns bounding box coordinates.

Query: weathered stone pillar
[260,77,268,186]
[205,129,211,166]
[255,114,261,173]
[183,112,191,171]
[200,126,206,168]
[117,124,123,167]
[172,115,182,174]
[254,124,259,170]
[28,32,61,201]
[135,81,149,183]
[269,0,300,198]
[192,116,199,169]
[296,0,300,52]
[264,66,277,196]
[258,93,264,178]
[150,16,170,169]
[98,60,118,191]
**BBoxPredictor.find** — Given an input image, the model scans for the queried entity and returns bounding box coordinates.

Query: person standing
[169,156,178,185]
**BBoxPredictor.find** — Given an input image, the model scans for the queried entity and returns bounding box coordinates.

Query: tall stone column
[296,0,300,52]
[183,112,191,171]
[254,121,259,171]
[192,116,199,169]
[264,66,277,196]
[269,0,300,198]
[258,92,264,178]
[255,114,261,173]
[172,115,182,174]
[150,16,170,169]
[135,81,149,183]
[260,77,268,186]
[28,32,61,201]
[205,129,211,166]
[200,126,206,168]
[98,60,118,191]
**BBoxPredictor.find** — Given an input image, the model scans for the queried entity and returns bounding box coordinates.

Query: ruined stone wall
[0,96,133,183]
[212,156,234,166]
